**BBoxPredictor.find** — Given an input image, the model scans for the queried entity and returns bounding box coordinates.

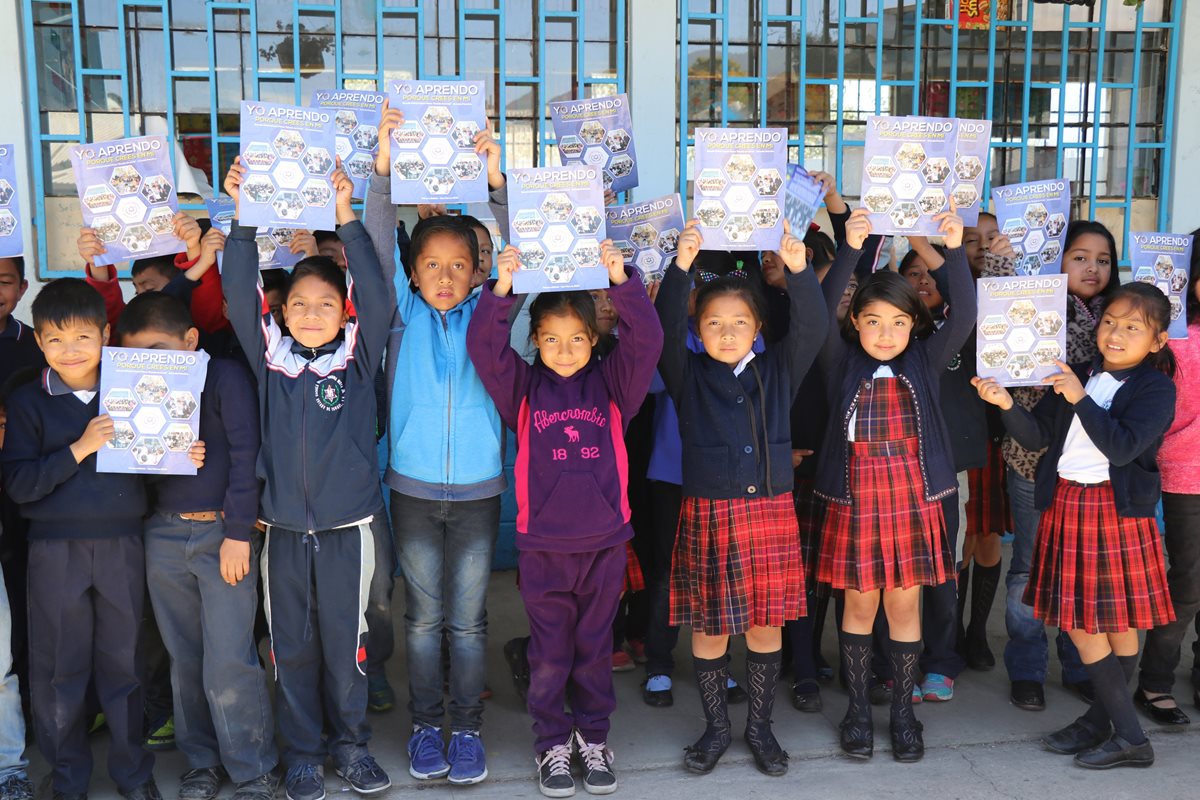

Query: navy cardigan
[1000,360,1175,518]
[657,263,828,500]
[812,242,976,505]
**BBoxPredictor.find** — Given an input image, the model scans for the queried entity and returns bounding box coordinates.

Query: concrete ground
[29,557,1200,800]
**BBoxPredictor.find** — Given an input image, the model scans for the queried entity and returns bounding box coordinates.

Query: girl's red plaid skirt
[816,438,952,592]
[794,476,824,574]
[669,493,804,636]
[1025,478,1174,634]
[623,541,645,592]
[965,439,1012,538]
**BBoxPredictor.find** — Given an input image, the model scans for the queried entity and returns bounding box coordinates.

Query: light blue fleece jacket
[364,173,507,500]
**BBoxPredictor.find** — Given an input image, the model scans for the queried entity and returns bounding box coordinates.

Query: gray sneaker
[232,771,279,800]
[573,731,616,795]
[0,776,33,800]
[178,768,223,800]
[536,744,575,798]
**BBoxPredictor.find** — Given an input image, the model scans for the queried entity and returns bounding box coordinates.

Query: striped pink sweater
[1159,320,1200,494]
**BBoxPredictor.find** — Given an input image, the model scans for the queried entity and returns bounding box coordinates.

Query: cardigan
[1157,320,1200,494]
[1000,360,1176,518]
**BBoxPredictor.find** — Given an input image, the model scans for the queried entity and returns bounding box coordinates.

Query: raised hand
[934,198,964,249]
[845,207,872,250]
[778,219,807,273]
[494,244,521,296]
[474,119,504,190]
[72,414,115,462]
[332,161,355,225]
[601,239,627,285]
[375,100,404,177]
[1044,361,1085,404]
[289,229,318,257]
[970,376,1014,410]
[675,219,703,272]
[173,212,203,261]
[77,227,106,266]
[223,157,247,216]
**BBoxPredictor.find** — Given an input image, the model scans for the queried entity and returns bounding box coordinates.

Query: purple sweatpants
[518,543,627,753]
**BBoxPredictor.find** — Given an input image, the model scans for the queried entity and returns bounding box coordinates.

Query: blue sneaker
[447,730,488,785]
[407,724,450,780]
[284,764,324,800]
[920,673,954,702]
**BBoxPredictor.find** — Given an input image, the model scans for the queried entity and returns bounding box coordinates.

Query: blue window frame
[20,0,626,277]
[678,0,1182,264]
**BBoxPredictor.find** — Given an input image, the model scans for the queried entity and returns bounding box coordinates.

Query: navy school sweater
[657,264,828,500]
[467,271,663,553]
[0,317,46,386]
[2,369,146,539]
[150,357,261,541]
[1000,360,1175,518]
[813,243,976,505]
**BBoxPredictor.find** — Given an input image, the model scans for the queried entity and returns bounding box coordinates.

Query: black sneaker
[122,780,163,800]
[335,756,390,795]
[232,771,279,800]
[178,768,223,800]
[1010,680,1045,711]
[574,731,616,795]
[1074,733,1155,769]
[536,744,575,798]
[284,764,324,800]
[0,776,33,800]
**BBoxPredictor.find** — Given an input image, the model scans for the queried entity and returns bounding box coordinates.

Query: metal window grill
[678,0,1182,263]
[20,0,626,277]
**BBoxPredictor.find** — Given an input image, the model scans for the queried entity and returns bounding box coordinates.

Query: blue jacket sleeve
[221,221,271,380]
[339,220,391,377]
[466,287,532,432]
[923,246,976,373]
[602,270,665,420]
[1000,389,1058,452]
[773,267,828,398]
[655,262,693,405]
[816,242,862,377]
[214,362,262,541]
[1,393,79,504]
[1073,375,1176,467]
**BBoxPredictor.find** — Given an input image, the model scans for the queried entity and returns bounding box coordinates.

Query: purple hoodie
[467,273,663,553]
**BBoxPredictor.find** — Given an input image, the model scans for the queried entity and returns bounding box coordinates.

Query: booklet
[204,197,303,272]
[98,347,211,475]
[507,165,607,294]
[692,127,787,251]
[976,274,1068,387]
[783,164,825,237]
[606,193,684,283]
[991,179,1071,275]
[549,93,638,193]
[310,89,385,199]
[0,144,21,258]
[861,116,992,234]
[70,135,180,266]
[239,101,337,230]
[1128,232,1193,339]
[387,79,488,204]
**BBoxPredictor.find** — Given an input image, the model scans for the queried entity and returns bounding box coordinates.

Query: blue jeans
[0,565,27,780]
[392,492,499,732]
[144,513,277,782]
[1003,468,1086,684]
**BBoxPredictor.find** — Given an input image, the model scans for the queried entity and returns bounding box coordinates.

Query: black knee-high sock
[692,655,731,751]
[788,616,817,684]
[1082,653,1146,745]
[1081,653,1139,731]
[812,594,830,667]
[967,562,1001,641]
[746,649,782,721]
[889,639,922,723]
[841,632,873,718]
[956,566,970,645]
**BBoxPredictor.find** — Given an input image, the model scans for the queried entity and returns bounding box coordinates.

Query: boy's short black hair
[116,292,194,341]
[408,216,479,275]
[0,366,41,409]
[31,278,107,333]
[290,256,347,303]
[314,230,341,246]
[130,255,177,281]
[261,268,292,296]
[0,257,25,280]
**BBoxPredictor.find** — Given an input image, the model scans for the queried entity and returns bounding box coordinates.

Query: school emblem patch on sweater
[314,375,346,412]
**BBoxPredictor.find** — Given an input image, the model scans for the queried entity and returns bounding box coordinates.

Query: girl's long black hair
[1101,282,1176,378]
[839,269,935,343]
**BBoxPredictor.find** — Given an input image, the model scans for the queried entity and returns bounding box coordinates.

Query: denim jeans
[1139,493,1200,693]
[0,565,27,780]
[392,492,499,732]
[145,513,277,782]
[1003,468,1086,684]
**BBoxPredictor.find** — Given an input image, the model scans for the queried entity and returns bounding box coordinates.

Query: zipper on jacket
[302,351,317,533]
[442,313,453,493]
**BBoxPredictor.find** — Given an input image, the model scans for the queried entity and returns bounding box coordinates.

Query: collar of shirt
[0,317,24,341]
[42,367,97,397]
[1089,358,1137,383]
[733,350,756,377]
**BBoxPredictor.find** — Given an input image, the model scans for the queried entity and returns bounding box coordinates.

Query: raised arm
[817,210,870,376]
[655,220,702,402]
[921,210,975,372]
[600,247,665,418]
[768,221,828,397]
[465,249,532,430]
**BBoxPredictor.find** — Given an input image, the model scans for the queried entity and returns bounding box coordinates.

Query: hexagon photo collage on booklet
[238,101,338,230]
[388,79,488,204]
[975,274,1068,387]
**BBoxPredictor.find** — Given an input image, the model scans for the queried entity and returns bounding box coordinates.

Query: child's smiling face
[413,231,474,311]
[35,319,108,390]
[852,300,913,361]
[283,275,348,348]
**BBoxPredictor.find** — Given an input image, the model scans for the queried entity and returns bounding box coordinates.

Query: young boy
[115,292,278,800]
[222,162,391,800]
[1,279,158,800]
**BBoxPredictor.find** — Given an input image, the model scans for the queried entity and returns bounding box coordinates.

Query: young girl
[1137,248,1200,726]
[995,220,1118,711]
[973,282,1176,769]
[660,220,827,777]
[467,242,662,797]
[814,207,971,762]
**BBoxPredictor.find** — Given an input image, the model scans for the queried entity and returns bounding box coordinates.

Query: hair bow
[696,267,749,284]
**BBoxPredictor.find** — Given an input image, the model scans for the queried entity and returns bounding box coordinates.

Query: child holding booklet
[222,161,392,800]
[468,240,661,797]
